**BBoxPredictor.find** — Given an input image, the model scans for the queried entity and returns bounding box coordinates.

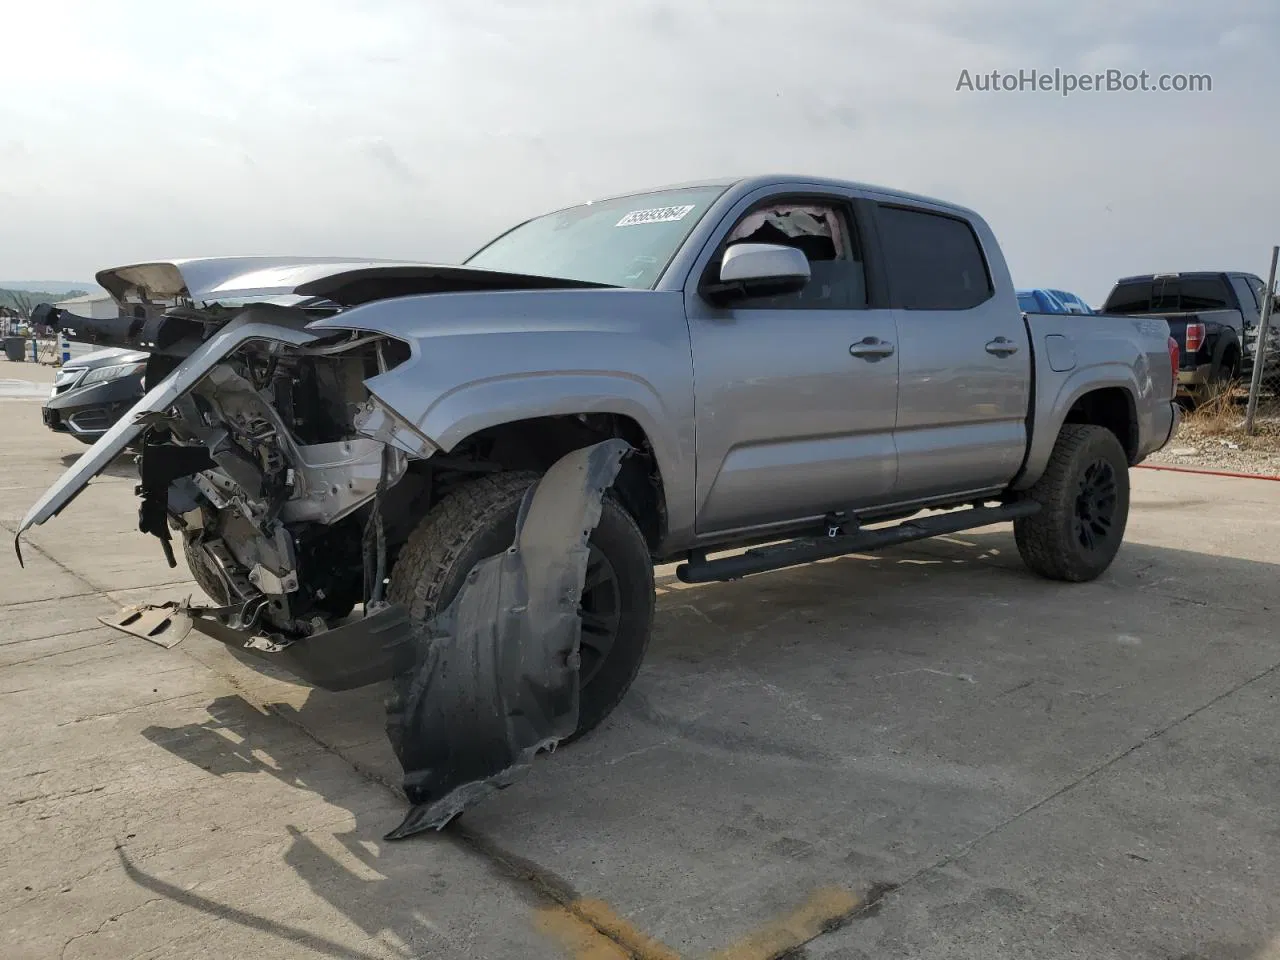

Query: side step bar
[675,500,1041,584]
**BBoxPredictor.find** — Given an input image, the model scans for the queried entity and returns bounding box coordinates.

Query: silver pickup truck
[19,174,1181,833]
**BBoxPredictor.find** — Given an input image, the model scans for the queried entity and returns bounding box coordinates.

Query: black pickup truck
[1101,271,1278,406]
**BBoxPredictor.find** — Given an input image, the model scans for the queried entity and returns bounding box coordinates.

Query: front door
[685,196,900,537]
[872,201,1030,501]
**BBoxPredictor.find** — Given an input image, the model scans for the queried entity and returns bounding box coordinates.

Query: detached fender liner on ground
[95,437,633,838]
[383,437,631,839]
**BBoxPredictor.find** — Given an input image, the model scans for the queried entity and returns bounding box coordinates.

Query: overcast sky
[2,0,1276,303]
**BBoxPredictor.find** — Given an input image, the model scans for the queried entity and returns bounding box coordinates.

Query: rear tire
[387,470,655,740]
[1214,347,1240,385]
[1014,424,1130,582]
[1199,352,1239,406]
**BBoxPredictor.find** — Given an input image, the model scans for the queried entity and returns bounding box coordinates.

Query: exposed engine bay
[150,330,415,636]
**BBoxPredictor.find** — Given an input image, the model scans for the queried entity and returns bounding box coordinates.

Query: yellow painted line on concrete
[535,905,633,960]
[535,886,862,960]
[706,887,862,960]
[535,898,680,960]
[573,899,683,960]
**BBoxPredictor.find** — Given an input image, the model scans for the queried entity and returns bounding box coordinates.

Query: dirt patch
[1146,385,1280,476]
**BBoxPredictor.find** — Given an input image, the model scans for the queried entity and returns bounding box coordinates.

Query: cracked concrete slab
[6,357,1280,958]
[0,628,575,960]
[802,666,1280,960]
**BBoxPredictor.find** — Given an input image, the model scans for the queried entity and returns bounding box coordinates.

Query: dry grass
[1175,380,1280,451]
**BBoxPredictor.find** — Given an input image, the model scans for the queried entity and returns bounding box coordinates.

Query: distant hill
[0,281,101,296]
[0,286,97,315]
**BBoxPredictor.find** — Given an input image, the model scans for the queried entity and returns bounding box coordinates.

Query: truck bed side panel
[1014,312,1177,491]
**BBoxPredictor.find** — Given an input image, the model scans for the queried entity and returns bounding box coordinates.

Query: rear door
[1229,275,1260,326]
[871,201,1030,501]
[683,189,900,536]
[1230,274,1262,360]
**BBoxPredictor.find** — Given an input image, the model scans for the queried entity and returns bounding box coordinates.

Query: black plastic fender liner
[383,437,633,840]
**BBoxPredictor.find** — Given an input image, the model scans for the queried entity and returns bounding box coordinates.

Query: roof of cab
[1114,271,1242,283]
[587,174,979,219]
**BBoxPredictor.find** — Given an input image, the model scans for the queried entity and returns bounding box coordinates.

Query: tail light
[1184,322,1205,353]
[1168,336,1179,393]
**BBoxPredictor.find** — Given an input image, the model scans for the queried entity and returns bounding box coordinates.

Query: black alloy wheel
[578,545,622,688]
[1073,457,1118,554]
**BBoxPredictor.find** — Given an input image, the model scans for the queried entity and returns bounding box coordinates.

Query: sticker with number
[615,204,696,227]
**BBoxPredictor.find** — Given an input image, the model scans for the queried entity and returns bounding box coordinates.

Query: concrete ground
[3,355,1280,959]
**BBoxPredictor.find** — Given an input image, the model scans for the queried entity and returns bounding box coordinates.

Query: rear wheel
[1014,424,1130,582]
[388,470,654,740]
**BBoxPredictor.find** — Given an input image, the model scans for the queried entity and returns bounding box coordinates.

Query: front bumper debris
[97,596,416,689]
[100,601,194,649]
[187,601,415,691]
[95,437,632,837]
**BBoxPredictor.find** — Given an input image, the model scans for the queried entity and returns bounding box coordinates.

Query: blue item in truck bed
[1016,288,1094,314]
[1017,289,1067,313]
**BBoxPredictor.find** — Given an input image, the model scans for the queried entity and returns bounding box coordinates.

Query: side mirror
[703,243,810,305]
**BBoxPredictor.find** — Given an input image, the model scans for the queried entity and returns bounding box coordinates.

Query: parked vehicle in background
[1101,271,1278,406]
[43,346,147,443]
[1016,288,1094,315]
[18,174,1181,830]
[1017,288,1070,313]
[1047,289,1094,314]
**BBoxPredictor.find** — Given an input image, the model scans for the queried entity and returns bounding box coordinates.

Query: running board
[675,500,1041,584]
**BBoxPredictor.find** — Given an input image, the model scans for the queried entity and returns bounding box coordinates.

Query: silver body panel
[20,174,1178,561]
[96,257,432,306]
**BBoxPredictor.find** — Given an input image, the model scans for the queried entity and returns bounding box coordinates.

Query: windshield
[465,185,727,289]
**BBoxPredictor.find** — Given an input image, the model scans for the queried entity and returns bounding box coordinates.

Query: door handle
[985,337,1019,356]
[850,337,895,359]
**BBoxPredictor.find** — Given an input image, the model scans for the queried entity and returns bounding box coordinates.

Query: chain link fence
[1244,246,1280,434]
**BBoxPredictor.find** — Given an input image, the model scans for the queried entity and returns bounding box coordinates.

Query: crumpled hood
[96,257,610,309]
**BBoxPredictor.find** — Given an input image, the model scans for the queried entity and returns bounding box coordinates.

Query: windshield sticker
[616,204,696,227]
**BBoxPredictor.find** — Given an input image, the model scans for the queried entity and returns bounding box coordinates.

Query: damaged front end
[18,262,635,831]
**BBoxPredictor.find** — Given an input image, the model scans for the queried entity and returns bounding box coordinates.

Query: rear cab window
[874,204,994,310]
[1104,276,1233,314]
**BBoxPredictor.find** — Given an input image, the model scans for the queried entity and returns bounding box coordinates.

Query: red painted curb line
[1136,463,1280,481]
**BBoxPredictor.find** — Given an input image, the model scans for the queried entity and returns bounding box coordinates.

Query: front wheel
[387,470,655,740]
[1014,424,1130,582]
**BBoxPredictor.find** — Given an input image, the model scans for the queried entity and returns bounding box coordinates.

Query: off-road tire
[1014,424,1130,582]
[387,470,655,741]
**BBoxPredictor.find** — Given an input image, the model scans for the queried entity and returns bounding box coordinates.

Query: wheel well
[1063,387,1138,463]
[424,414,667,552]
